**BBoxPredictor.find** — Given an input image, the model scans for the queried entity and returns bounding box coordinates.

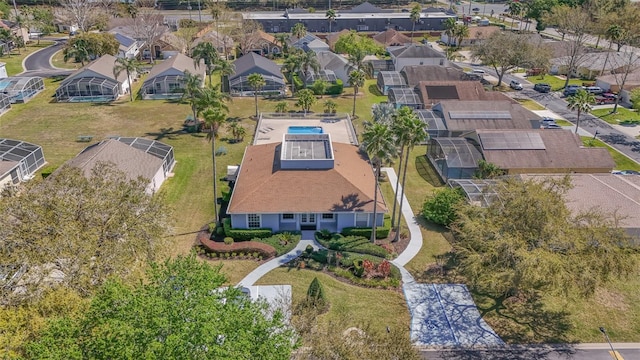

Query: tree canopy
[65,32,119,59]
[0,163,171,304]
[26,255,297,359]
[450,176,637,302]
[333,30,384,58]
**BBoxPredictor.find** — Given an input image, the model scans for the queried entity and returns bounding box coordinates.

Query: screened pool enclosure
[0,76,44,103]
[229,74,285,96]
[0,138,46,182]
[55,77,119,102]
[427,137,484,181]
[141,74,186,99]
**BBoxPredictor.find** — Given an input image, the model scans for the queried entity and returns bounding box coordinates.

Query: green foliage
[305,244,314,255]
[66,32,119,58]
[0,164,171,305]
[630,88,640,110]
[316,229,332,240]
[326,78,344,95]
[306,277,328,309]
[292,75,304,92]
[26,255,297,359]
[0,1,11,20]
[311,79,328,96]
[474,159,506,179]
[341,215,391,239]
[252,232,301,256]
[296,89,317,113]
[316,233,390,258]
[179,18,199,28]
[334,30,384,57]
[451,177,638,301]
[421,187,465,226]
[353,259,365,277]
[224,237,234,245]
[222,218,272,241]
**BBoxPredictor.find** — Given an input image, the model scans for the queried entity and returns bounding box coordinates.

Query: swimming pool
[287,126,324,134]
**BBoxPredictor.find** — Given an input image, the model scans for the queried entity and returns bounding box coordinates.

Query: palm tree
[274,33,289,56]
[443,18,456,46]
[196,86,230,115]
[326,9,336,34]
[299,50,320,81]
[216,58,234,92]
[63,39,90,66]
[506,0,522,30]
[567,89,595,134]
[371,102,396,125]
[324,99,337,114]
[394,108,427,242]
[389,107,412,229]
[453,24,469,49]
[113,57,142,102]
[283,50,303,94]
[362,122,396,242]
[275,101,288,113]
[235,124,246,141]
[295,89,316,114]
[410,3,421,42]
[291,22,307,40]
[202,106,227,222]
[192,42,219,86]
[247,73,266,117]
[349,69,365,117]
[347,47,366,71]
[208,0,225,55]
[181,71,204,125]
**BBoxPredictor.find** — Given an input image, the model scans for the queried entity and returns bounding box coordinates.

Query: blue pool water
[288,126,324,134]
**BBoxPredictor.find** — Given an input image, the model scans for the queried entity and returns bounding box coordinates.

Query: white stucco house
[54,55,132,102]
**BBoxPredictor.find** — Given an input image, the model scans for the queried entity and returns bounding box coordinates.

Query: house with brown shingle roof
[373,29,412,47]
[54,55,132,103]
[63,137,176,194]
[227,134,387,232]
[400,65,480,87]
[140,53,204,99]
[416,81,515,108]
[326,29,351,51]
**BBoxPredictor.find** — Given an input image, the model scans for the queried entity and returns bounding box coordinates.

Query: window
[282,213,294,220]
[322,213,334,220]
[247,214,261,228]
[355,213,369,227]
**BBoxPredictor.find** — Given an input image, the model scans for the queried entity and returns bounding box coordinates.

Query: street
[21,38,73,77]
[423,344,640,359]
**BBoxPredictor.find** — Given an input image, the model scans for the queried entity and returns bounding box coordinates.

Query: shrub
[378,260,391,278]
[421,187,465,226]
[225,252,231,258]
[317,233,390,258]
[253,232,301,256]
[215,146,228,156]
[208,222,217,233]
[293,75,304,92]
[630,88,640,110]
[222,218,272,241]
[353,259,365,277]
[362,259,375,276]
[316,229,332,240]
[341,215,391,239]
[232,252,237,257]
[326,79,343,95]
[216,226,225,237]
[253,252,259,258]
[306,277,327,309]
[305,244,314,255]
[224,237,234,245]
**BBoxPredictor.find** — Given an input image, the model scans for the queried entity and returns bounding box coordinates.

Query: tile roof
[146,53,201,80]
[65,139,164,182]
[227,142,387,214]
[389,44,445,59]
[231,52,282,80]
[434,100,540,131]
[477,129,614,172]
[373,29,412,47]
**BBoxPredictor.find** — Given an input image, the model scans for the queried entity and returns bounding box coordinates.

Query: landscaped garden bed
[315,230,396,259]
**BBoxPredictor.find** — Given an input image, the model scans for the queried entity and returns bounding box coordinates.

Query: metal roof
[415,109,447,131]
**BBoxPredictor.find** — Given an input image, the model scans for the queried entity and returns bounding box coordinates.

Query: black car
[472,7,480,11]
[534,83,551,93]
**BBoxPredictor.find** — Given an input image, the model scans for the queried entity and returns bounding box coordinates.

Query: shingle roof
[64,55,127,83]
[389,44,445,59]
[146,53,201,80]
[227,142,387,214]
[0,160,18,178]
[231,52,282,80]
[316,51,354,73]
[400,65,470,87]
[326,29,351,50]
[112,32,136,48]
[417,81,514,107]
[373,29,412,47]
[466,26,500,40]
[477,129,614,172]
[434,100,540,131]
[65,139,164,182]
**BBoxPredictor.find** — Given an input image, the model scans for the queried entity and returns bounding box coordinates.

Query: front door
[300,213,316,230]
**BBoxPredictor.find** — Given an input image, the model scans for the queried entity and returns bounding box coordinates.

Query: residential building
[140,53,204,99]
[388,44,447,72]
[110,32,144,59]
[596,71,640,104]
[377,71,407,95]
[229,52,285,96]
[63,137,175,194]
[372,28,412,47]
[551,52,628,80]
[416,81,512,108]
[0,138,46,191]
[400,65,479,87]
[316,51,356,85]
[55,55,132,102]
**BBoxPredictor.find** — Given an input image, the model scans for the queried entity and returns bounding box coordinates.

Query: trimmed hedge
[252,232,301,256]
[222,218,272,241]
[341,215,391,239]
[201,240,276,258]
[292,75,304,92]
[326,79,343,95]
[315,233,390,258]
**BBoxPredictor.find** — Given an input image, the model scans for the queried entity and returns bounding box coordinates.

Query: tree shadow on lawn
[146,127,185,141]
[415,155,445,187]
[368,84,383,96]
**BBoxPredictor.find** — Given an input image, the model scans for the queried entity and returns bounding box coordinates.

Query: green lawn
[50,49,82,70]
[581,137,640,171]
[2,41,54,75]
[514,98,546,111]
[555,119,573,126]
[255,268,410,331]
[591,107,640,125]
[527,75,584,91]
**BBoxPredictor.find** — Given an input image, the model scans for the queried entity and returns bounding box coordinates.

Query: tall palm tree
[192,42,219,86]
[216,58,234,92]
[196,86,230,115]
[113,57,142,102]
[394,108,427,242]
[326,9,336,34]
[347,47,366,71]
[349,69,365,117]
[389,107,412,229]
[247,73,266,117]
[453,24,469,49]
[601,24,621,76]
[410,3,421,42]
[181,71,204,124]
[202,106,227,222]
[299,50,320,80]
[208,0,225,54]
[283,50,303,94]
[371,102,396,125]
[567,89,595,134]
[291,22,307,40]
[274,33,289,56]
[362,122,396,242]
[443,17,456,46]
[506,0,522,30]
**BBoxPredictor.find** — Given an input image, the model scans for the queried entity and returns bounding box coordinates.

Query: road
[422,344,640,359]
[21,39,74,78]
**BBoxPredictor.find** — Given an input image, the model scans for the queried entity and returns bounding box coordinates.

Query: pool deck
[254,113,358,145]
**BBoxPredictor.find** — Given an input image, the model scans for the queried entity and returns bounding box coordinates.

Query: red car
[595,93,617,105]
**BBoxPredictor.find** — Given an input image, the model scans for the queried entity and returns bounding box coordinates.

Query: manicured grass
[203,259,260,285]
[514,98,545,111]
[2,41,54,75]
[554,119,573,126]
[51,49,82,70]
[255,268,410,331]
[581,137,640,171]
[527,75,583,91]
[591,107,640,125]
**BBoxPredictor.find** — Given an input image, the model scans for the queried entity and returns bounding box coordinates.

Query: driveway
[21,39,74,78]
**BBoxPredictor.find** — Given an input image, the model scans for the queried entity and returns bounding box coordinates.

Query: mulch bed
[196,228,277,258]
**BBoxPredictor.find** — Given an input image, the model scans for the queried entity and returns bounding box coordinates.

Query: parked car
[509,80,523,90]
[612,170,640,175]
[540,117,561,129]
[563,85,585,96]
[534,83,551,93]
[595,95,617,105]
[472,69,485,74]
[585,86,604,95]
[472,7,480,11]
